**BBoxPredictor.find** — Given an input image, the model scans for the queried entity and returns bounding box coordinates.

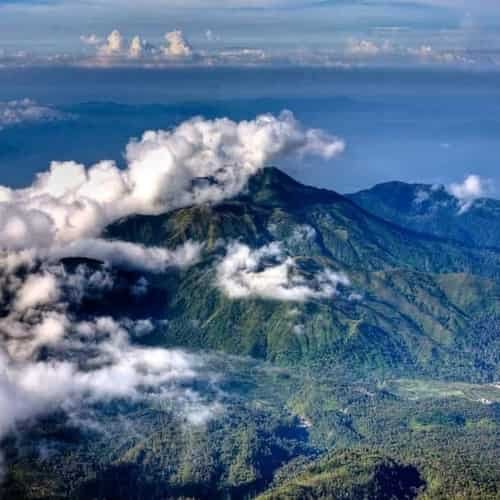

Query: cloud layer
[216,242,349,301]
[0,248,219,477]
[51,239,203,272]
[0,99,70,130]
[0,111,344,476]
[89,29,193,62]
[346,38,473,65]
[0,111,344,251]
[0,31,484,69]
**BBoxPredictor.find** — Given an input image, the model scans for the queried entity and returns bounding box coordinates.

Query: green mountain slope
[3,168,500,499]
[348,181,500,249]
[258,450,425,500]
[105,168,500,381]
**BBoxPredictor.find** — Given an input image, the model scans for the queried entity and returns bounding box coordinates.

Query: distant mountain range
[348,180,500,249]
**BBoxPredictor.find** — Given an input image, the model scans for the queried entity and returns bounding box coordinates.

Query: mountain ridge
[103,167,500,381]
[348,179,500,249]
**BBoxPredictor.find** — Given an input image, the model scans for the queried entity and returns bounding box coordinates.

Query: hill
[348,180,500,249]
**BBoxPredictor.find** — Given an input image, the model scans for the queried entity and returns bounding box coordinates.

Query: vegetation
[3,168,500,499]
[105,168,500,381]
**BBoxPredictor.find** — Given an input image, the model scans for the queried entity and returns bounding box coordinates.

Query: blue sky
[1,0,500,66]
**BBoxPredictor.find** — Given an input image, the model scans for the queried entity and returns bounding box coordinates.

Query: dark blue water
[1,66,499,193]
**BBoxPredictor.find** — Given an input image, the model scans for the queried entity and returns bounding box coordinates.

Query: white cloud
[407,45,471,64]
[0,255,219,475]
[0,111,344,251]
[129,35,145,58]
[214,48,267,64]
[0,110,344,475]
[91,29,193,61]
[129,36,157,59]
[0,99,70,130]
[447,174,492,213]
[216,241,349,301]
[80,34,102,46]
[407,45,434,58]
[163,30,192,57]
[28,312,69,351]
[0,28,481,69]
[0,204,55,250]
[413,189,430,205]
[96,30,154,59]
[347,39,392,57]
[98,29,125,56]
[344,39,473,66]
[289,224,317,244]
[51,239,203,272]
[0,316,210,445]
[14,272,60,312]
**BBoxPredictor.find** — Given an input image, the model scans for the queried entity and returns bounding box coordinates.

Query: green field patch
[387,379,500,405]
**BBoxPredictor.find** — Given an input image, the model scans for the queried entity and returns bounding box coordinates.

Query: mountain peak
[349,181,437,213]
[241,167,343,208]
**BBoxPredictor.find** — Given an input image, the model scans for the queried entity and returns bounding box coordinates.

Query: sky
[0,0,499,194]
[1,0,500,67]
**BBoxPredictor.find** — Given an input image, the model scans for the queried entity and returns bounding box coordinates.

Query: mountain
[348,181,500,249]
[105,168,500,381]
[3,168,500,499]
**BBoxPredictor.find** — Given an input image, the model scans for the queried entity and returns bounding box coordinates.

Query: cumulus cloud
[91,29,192,62]
[0,99,70,130]
[163,30,193,57]
[216,242,349,301]
[128,35,145,58]
[97,29,125,56]
[0,111,343,476]
[0,111,344,251]
[51,239,203,272]
[1,28,480,69]
[447,174,492,213]
[0,204,54,250]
